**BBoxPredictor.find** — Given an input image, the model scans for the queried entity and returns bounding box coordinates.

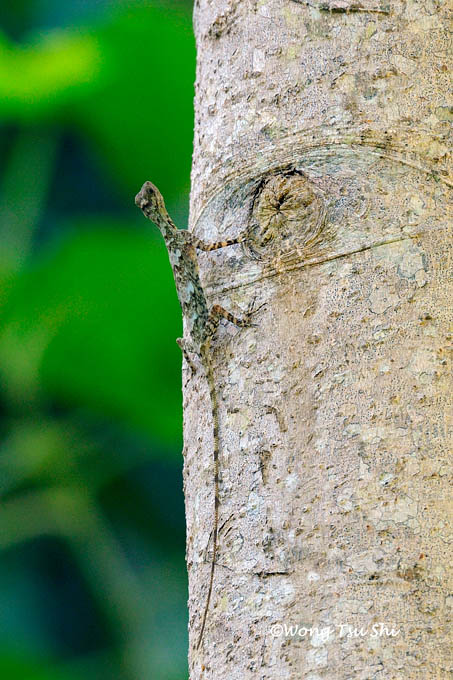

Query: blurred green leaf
[73,2,195,199]
[0,224,183,447]
[0,420,84,495]
[0,2,195,200]
[0,650,80,680]
[0,127,58,272]
[0,29,102,119]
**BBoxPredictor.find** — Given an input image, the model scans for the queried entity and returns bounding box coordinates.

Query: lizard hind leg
[207,299,266,337]
[208,303,252,334]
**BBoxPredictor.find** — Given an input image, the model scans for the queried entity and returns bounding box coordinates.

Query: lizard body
[135,181,257,649]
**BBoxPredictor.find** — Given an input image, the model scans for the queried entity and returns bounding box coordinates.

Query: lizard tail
[196,347,220,650]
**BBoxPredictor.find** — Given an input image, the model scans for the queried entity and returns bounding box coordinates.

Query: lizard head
[135,181,170,232]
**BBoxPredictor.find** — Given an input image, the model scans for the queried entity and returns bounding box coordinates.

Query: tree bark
[185,1,452,678]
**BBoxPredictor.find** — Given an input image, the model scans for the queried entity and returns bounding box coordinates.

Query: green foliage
[0,30,101,119]
[0,1,194,678]
[0,226,182,444]
[0,2,195,199]
[74,3,195,198]
[0,651,79,680]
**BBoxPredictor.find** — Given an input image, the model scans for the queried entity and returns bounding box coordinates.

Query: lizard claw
[246,296,266,325]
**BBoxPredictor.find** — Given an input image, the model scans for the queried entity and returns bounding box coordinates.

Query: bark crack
[291,0,390,14]
[210,234,418,296]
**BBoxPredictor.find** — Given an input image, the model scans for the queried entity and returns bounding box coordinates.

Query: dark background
[0,1,195,678]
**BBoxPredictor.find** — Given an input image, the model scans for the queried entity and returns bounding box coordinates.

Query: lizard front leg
[193,235,246,252]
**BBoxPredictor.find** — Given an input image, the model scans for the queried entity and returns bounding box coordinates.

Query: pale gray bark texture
[184,1,452,678]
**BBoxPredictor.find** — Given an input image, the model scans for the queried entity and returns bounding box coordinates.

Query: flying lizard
[135,181,262,649]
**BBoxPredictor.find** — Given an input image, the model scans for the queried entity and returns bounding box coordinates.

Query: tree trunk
[185,1,452,677]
